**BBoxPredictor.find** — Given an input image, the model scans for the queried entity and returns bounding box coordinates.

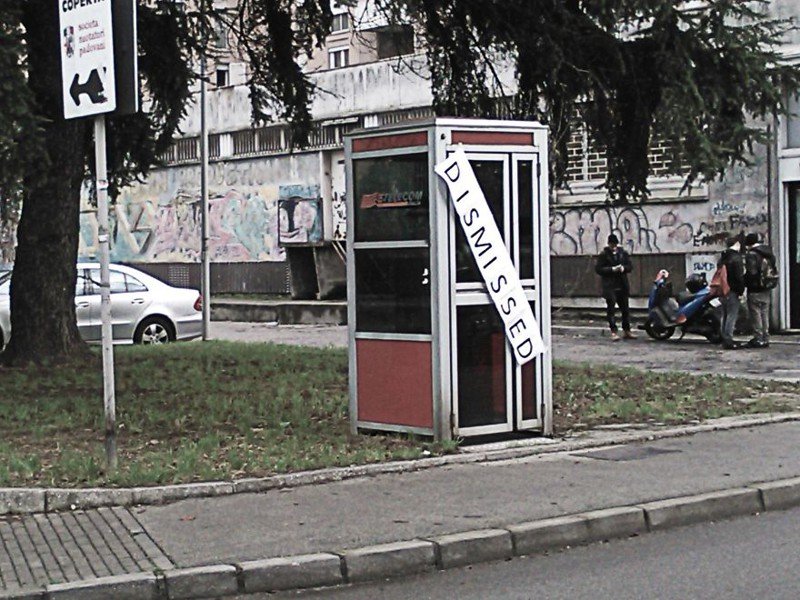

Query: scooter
[641,269,723,343]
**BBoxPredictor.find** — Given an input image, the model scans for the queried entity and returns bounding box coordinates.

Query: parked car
[0,263,202,348]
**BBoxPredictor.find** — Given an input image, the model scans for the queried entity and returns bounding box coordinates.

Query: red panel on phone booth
[352,131,428,152]
[451,131,534,146]
[356,339,433,429]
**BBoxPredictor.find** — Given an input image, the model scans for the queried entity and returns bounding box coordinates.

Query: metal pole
[200,0,211,340]
[94,115,117,472]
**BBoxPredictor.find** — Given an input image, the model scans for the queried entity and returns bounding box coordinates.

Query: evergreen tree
[0,0,332,365]
[376,0,800,199]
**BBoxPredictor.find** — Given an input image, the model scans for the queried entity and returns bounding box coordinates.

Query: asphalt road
[208,322,800,381]
[232,506,800,600]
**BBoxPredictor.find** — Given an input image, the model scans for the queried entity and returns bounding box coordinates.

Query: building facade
[54,0,799,328]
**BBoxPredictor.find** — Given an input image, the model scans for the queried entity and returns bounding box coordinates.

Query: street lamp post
[200,0,211,340]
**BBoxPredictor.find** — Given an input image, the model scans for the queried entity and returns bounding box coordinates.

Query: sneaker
[746,338,760,348]
[721,341,740,350]
[623,330,637,340]
[610,331,620,341]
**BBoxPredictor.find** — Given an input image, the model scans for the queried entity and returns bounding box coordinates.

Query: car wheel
[134,317,175,345]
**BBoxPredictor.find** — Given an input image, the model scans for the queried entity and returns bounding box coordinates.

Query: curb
[2,412,800,516]
[211,300,346,326]
[4,476,798,599]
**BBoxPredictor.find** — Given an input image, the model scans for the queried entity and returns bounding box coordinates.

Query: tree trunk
[1,0,90,365]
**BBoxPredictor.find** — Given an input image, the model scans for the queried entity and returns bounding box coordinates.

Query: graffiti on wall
[278,185,322,245]
[331,191,346,241]
[551,202,768,256]
[80,186,286,262]
[0,209,19,266]
[691,211,768,248]
[77,152,325,263]
[550,206,664,255]
[686,253,717,283]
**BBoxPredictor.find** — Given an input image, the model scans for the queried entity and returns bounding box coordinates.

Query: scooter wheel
[645,321,676,340]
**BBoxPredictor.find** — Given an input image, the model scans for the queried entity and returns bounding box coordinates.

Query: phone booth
[345,118,552,441]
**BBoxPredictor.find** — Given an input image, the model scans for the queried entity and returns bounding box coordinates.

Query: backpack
[709,264,730,298]
[745,249,779,291]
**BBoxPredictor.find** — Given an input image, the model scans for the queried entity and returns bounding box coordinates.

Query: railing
[157,105,685,193]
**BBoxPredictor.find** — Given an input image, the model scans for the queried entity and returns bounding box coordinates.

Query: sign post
[59,0,137,471]
[93,115,117,471]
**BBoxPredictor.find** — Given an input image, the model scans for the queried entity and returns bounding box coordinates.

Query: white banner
[435,148,546,364]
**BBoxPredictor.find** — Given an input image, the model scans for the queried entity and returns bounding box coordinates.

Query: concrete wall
[178,55,434,137]
[773,0,800,46]
[550,142,770,287]
[550,149,769,256]
[79,152,321,264]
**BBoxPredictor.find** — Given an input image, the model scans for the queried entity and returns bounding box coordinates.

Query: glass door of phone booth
[451,151,544,436]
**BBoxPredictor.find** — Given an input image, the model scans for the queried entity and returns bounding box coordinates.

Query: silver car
[0,263,202,347]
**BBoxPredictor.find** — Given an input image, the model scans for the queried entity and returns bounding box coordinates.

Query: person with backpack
[717,236,746,350]
[595,234,636,341]
[744,232,778,348]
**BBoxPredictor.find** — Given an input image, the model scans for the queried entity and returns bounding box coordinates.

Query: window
[126,274,147,293]
[215,64,229,87]
[355,248,431,334]
[109,271,128,293]
[86,270,101,295]
[455,160,504,283]
[214,20,228,49]
[376,25,414,59]
[353,153,429,242]
[328,47,349,69]
[87,269,148,293]
[331,13,349,33]
[75,272,89,296]
[787,93,800,149]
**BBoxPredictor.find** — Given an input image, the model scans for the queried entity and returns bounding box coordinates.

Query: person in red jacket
[718,236,746,350]
[595,234,635,341]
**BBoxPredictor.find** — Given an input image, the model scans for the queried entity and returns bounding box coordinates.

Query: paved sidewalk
[130,421,800,565]
[0,507,172,597]
[3,421,799,598]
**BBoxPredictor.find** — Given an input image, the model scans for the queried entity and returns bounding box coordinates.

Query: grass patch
[0,343,797,488]
[552,361,800,432]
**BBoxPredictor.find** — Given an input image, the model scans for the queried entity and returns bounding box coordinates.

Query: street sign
[59,0,117,119]
[112,0,139,115]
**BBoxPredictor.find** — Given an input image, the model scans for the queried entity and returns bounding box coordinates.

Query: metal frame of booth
[345,118,552,441]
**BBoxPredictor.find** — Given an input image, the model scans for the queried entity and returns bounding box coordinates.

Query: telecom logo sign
[59,0,116,119]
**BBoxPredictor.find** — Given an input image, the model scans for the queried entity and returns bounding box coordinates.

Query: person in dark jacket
[718,236,746,350]
[595,234,635,341]
[744,232,777,348]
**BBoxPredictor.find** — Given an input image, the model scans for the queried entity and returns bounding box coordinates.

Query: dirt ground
[208,321,800,382]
